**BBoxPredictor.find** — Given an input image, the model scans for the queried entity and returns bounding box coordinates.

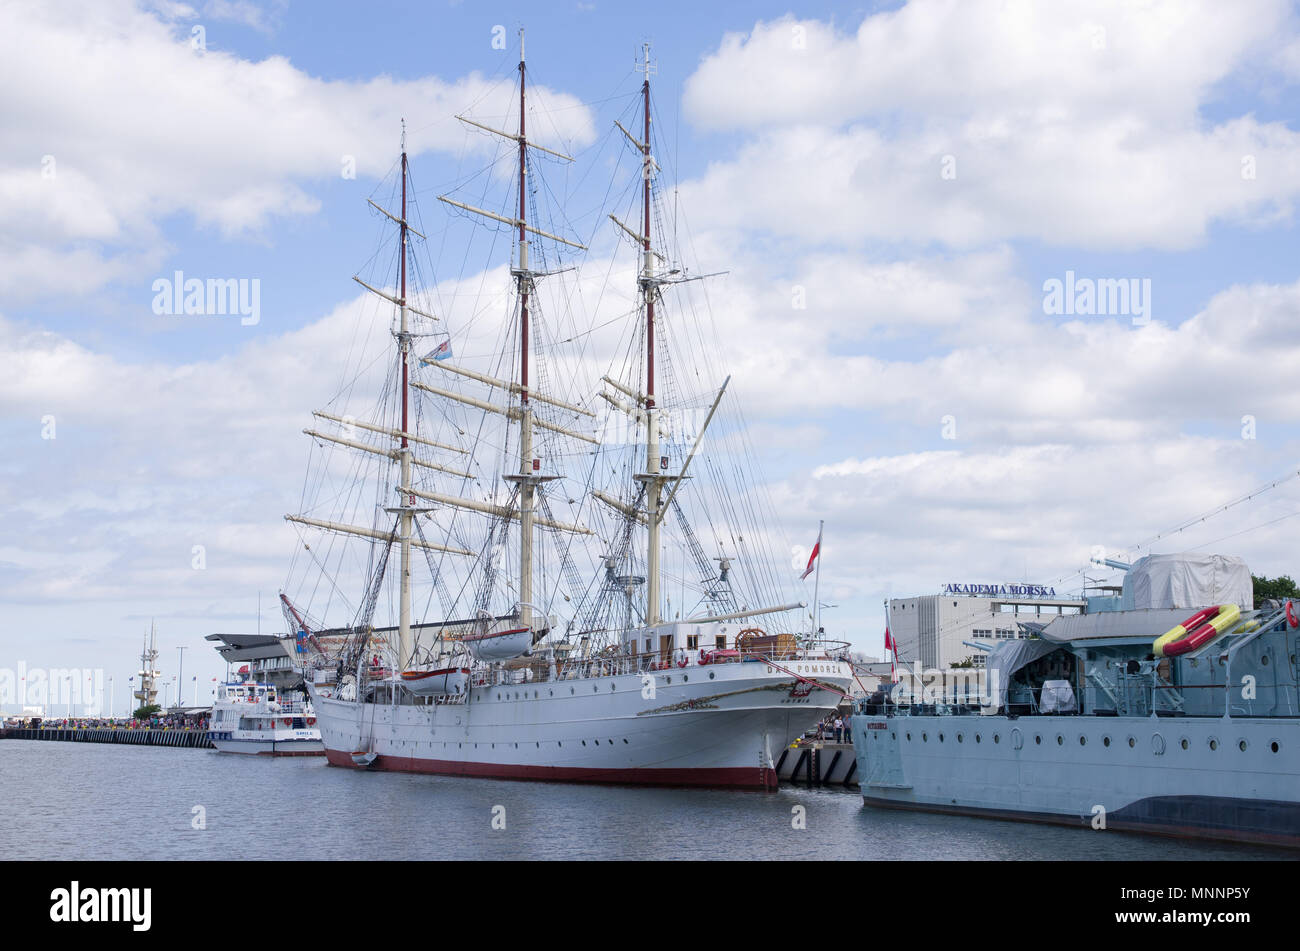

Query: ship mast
[514,31,538,631]
[421,30,588,634]
[635,43,664,626]
[397,120,414,669]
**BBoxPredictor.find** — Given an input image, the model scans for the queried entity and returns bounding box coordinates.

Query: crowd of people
[7,714,209,731]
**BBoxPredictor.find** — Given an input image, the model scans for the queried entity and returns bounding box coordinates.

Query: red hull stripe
[324,748,776,789]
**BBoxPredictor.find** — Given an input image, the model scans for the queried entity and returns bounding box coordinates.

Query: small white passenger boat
[208,679,323,756]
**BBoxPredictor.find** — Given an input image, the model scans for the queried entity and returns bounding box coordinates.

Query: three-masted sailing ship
[288,36,853,788]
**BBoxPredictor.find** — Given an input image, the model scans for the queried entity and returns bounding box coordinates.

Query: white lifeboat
[400,666,470,697]
[462,627,532,661]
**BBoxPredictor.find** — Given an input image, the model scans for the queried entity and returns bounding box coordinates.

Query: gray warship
[851,553,1300,847]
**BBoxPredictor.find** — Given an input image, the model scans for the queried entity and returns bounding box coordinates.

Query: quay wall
[0,726,213,749]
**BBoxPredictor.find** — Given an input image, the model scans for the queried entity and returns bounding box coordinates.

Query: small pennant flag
[425,339,452,362]
[800,525,823,580]
[884,626,895,653]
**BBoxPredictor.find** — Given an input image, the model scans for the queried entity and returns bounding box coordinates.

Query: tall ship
[851,552,1300,847]
[288,37,853,788]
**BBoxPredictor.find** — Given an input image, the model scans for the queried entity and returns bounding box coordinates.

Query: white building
[890,583,1085,670]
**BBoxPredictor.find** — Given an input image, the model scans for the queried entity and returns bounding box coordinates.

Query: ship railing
[551,646,840,683]
[457,641,854,688]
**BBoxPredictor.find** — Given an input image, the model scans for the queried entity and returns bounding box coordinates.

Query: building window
[687,635,699,650]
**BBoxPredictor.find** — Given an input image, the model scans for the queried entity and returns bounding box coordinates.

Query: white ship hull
[209,732,325,756]
[309,659,853,788]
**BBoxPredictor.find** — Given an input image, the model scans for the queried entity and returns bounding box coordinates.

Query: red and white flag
[800,525,822,580]
[885,623,899,682]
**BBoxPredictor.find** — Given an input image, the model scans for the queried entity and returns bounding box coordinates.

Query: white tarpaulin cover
[984,638,1061,709]
[1121,553,1252,611]
[1039,679,1077,713]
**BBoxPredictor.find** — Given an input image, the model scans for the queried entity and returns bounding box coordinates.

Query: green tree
[133,703,161,720]
[1253,574,1299,607]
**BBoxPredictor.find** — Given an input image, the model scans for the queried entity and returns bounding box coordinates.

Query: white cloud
[0,0,595,301]
[681,2,1300,249]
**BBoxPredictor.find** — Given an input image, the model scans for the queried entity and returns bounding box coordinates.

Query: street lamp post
[176,646,187,711]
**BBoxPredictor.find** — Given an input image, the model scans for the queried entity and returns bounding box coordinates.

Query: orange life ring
[1288,600,1298,629]
[306,716,317,726]
[282,717,292,728]
[676,652,688,669]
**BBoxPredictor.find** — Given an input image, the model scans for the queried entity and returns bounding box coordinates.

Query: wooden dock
[1,727,213,749]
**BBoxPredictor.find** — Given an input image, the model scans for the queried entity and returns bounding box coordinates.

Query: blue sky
[4,0,1300,714]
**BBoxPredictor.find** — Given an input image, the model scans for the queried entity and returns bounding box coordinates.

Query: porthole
[906,732,912,741]
[922,732,928,742]
[623,738,629,744]
[1271,741,1280,753]
[582,740,587,746]
[593,685,599,693]
[975,734,982,744]
[938,733,944,743]
[610,683,616,691]
[1262,655,1271,666]
[1034,735,1041,745]
[1239,739,1248,752]
[956,733,963,743]
[892,732,897,740]
[1056,735,1063,746]
[708,672,716,680]
[1180,738,1189,750]
[1209,738,1219,751]
[1103,736,1111,747]
[994,734,1000,744]
[570,688,575,695]
[1127,736,1136,748]
[1079,735,1086,746]
[683,675,688,682]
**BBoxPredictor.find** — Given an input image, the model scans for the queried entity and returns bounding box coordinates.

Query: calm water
[1,741,1292,860]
